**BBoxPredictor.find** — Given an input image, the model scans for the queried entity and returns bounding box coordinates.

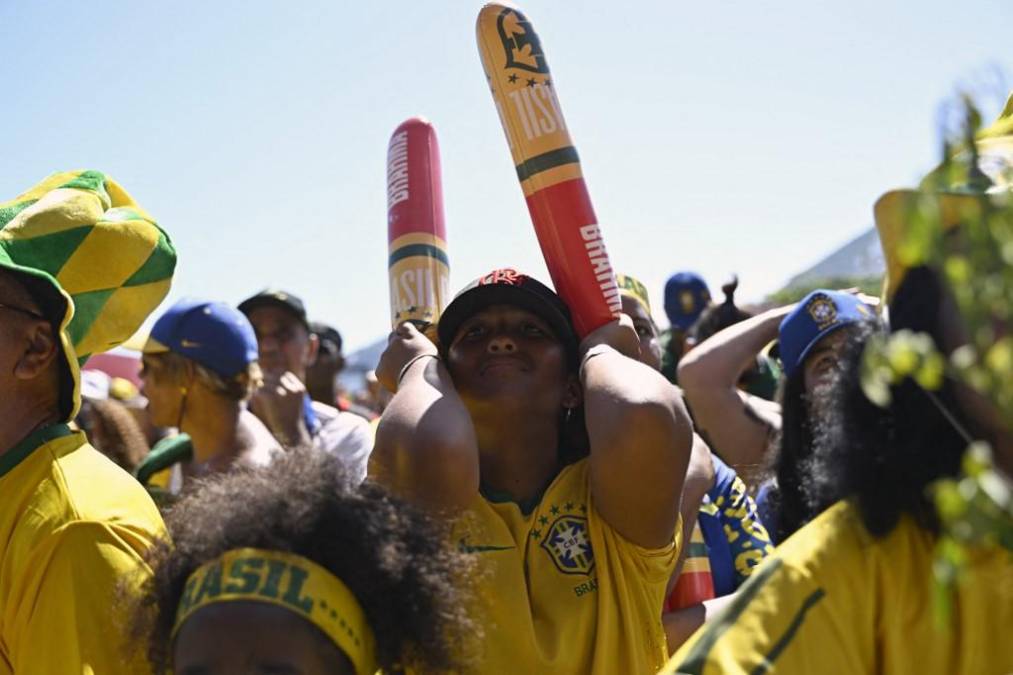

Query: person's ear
[562,373,583,409]
[14,320,59,380]
[306,332,320,366]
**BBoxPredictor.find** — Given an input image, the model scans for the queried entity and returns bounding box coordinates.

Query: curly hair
[131,449,476,672]
[768,321,878,541]
[804,266,967,537]
[78,397,150,471]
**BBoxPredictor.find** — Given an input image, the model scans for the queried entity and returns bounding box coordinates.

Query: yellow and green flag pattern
[0,170,176,420]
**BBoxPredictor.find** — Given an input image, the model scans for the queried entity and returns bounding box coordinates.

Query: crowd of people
[0,93,1009,674]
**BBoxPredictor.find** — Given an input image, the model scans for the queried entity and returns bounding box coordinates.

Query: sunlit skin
[373,291,691,548]
[801,329,852,396]
[245,306,317,380]
[444,304,581,499]
[244,305,321,445]
[446,304,579,417]
[139,355,185,428]
[305,345,344,405]
[0,270,63,454]
[620,295,662,372]
[173,602,351,675]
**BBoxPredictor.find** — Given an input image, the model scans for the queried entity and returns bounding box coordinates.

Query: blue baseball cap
[778,290,873,378]
[664,272,711,330]
[133,298,259,378]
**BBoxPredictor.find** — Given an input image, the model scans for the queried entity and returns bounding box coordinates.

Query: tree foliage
[858,94,1012,623]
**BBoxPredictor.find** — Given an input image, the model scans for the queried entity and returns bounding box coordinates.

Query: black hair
[803,266,967,537]
[688,277,753,345]
[768,321,878,541]
[76,397,150,471]
[131,449,475,672]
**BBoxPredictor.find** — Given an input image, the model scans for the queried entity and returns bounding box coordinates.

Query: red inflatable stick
[476,3,621,338]
[387,117,450,330]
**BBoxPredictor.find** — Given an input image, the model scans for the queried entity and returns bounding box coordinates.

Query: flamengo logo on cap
[480,268,527,286]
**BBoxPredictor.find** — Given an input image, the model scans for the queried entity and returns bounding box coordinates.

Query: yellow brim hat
[874,97,1013,304]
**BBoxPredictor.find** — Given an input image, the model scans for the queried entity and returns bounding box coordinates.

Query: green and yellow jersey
[0,424,165,674]
[455,457,680,674]
[660,499,1012,675]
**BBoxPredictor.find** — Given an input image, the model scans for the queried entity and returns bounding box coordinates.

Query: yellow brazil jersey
[455,458,680,674]
[660,499,1013,675]
[0,424,165,674]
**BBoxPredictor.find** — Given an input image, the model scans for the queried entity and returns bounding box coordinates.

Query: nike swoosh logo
[459,542,515,554]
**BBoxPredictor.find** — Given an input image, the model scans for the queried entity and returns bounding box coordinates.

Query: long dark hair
[770,369,815,542]
[805,266,967,537]
[769,318,875,539]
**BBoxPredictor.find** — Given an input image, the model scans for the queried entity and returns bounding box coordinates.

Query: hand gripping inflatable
[476,3,621,338]
[387,117,450,330]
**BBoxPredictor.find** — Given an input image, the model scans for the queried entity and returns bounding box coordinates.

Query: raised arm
[581,316,694,549]
[369,323,479,512]
[676,306,791,475]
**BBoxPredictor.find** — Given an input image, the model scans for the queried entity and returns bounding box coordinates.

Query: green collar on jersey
[480,466,562,516]
[0,423,75,479]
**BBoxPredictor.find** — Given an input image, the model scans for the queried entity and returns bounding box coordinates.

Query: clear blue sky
[3,0,1010,350]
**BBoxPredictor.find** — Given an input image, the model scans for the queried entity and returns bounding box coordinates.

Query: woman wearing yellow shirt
[372,269,694,674]
[662,97,1013,675]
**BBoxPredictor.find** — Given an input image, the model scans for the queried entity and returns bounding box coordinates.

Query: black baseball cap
[310,321,343,356]
[437,268,578,365]
[238,289,309,329]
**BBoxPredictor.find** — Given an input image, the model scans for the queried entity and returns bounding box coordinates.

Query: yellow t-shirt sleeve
[662,557,871,674]
[660,503,874,674]
[7,521,156,674]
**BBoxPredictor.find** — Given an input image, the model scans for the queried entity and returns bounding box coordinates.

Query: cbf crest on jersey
[496,7,548,74]
[540,514,594,575]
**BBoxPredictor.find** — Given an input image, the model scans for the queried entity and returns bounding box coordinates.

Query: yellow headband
[172,548,377,675]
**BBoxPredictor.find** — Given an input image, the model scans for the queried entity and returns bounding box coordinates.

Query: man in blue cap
[134,298,281,493]
[659,272,712,383]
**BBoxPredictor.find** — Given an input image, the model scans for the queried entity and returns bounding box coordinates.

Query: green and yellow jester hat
[615,273,652,315]
[875,93,1013,304]
[0,170,176,421]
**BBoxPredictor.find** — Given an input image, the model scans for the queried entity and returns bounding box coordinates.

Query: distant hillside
[785,227,884,288]
[338,336,387,393]
[766,227,884,305]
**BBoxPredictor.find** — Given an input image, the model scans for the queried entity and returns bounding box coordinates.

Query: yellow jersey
[0,424,165,674]
[455,458,680,674]
[661,499,1012,674]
